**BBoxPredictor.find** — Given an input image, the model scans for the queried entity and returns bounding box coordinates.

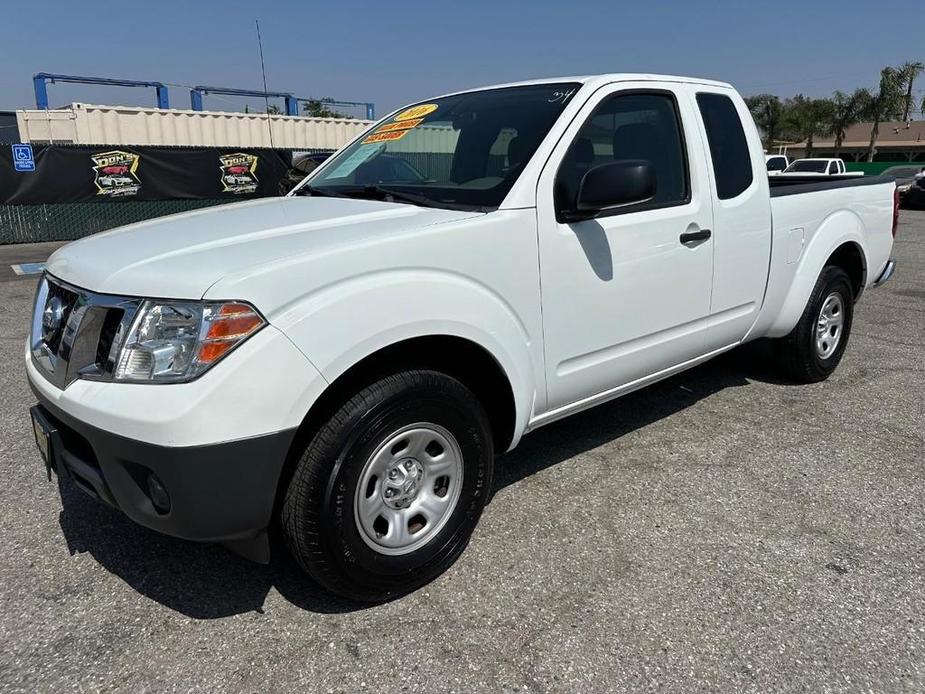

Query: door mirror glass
[570,160,656,219]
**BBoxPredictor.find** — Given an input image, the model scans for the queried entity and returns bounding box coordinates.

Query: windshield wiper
[344,185,491,212]
[295,184,429,206]
[297,183,490,213]
[294,184,352,199]
[345,185,436,207]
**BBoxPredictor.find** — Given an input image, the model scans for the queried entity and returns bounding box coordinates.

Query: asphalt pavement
[1,212,924,692]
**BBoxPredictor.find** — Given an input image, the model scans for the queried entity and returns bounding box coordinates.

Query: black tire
[773,265,854,383]
[281,370,493,602]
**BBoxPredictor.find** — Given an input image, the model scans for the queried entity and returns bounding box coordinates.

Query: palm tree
[898,60,924,121]
[823,89,868,157]
[745,94,785,151]
[302,99,348,119]
[861,67,906,162]
[745,94,784,152]
[784,95,834,158]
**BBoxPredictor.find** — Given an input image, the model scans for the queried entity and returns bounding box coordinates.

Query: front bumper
[31,386,296,562]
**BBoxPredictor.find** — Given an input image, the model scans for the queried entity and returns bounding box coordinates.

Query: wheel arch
[825,240,866,300]
[272,334,521,518]
[767,211,868,337]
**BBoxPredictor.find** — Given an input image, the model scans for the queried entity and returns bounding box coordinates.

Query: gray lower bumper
[30,384,296,563]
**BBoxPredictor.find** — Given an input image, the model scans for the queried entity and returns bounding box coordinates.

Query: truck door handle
[680,229,711,245]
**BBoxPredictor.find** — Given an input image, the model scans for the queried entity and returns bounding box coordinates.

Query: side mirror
[568,160,657,220]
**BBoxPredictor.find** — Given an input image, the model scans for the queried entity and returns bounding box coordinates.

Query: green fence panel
[0,199,235,244]
[843,161,916,176]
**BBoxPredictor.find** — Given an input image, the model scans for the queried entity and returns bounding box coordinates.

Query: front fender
[767,209,867,337]
[271,269,539,448]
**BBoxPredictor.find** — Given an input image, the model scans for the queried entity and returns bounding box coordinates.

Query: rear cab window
[696,92,753,199]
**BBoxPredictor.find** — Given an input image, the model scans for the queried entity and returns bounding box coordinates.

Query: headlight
[114,300,265,383]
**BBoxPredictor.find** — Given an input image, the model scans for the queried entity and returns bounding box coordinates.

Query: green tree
[745,94,786,151]
[784,95,834,158]
[823,89,868,157]
[861,67,906,162]
[301,99,348,119]
[897,60,924,121]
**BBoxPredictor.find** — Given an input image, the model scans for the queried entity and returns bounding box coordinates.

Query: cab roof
[431,73,734,101]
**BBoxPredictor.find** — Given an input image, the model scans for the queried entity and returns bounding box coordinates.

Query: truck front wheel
[281,370,494,602]
[774,265,855,383]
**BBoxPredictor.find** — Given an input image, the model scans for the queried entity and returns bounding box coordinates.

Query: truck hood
[46,197,482,299]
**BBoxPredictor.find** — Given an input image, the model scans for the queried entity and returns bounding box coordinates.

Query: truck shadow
[56,342,789,618]
[493,341,790,492]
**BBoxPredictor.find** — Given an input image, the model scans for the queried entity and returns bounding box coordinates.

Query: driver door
[536,83,715,412]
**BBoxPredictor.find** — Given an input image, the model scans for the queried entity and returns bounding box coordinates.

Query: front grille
[30,274,142,389]
[95,308,125,372]
[42,281,79,356]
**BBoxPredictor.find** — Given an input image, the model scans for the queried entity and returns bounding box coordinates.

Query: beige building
[784,120,925,162]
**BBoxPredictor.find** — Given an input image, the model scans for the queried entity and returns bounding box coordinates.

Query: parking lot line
[10,262,46,276]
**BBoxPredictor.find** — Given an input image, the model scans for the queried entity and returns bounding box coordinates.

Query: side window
[828,162,837,174]
[555,92,689,214]
[696,92,753,199]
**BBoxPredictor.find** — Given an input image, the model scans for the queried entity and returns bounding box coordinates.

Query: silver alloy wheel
[815,292,845,360]
[354,422,464,556]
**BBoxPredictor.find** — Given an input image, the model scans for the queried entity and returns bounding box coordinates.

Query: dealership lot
[1,212,923,692]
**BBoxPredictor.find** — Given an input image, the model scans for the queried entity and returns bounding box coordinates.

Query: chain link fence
[0,144,341,245]
[0,150,470,245]
[0,199,235,244]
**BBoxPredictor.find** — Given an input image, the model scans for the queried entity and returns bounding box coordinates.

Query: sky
[0,1,922,118]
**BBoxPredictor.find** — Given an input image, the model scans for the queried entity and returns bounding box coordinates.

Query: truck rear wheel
[774,265,855,383]
[281,370,493,602]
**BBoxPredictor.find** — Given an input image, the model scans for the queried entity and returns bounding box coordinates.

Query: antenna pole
[255,19,275,149]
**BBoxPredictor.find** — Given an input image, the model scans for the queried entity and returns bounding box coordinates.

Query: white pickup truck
[764,153,790,176]
[26,74,898,601]
[779,157,863,177]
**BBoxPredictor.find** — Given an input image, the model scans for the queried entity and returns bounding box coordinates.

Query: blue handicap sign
[12,144,35,172]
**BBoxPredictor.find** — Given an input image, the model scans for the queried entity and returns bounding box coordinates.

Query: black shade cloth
[0,144,292,204]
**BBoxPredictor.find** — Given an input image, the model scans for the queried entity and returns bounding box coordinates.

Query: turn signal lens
[892,187,900,238]
[204,305,264,341]
[197,341,236,364]
[197,302,265,365]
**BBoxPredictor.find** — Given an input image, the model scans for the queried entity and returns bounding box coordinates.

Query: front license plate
[31,410,54,479]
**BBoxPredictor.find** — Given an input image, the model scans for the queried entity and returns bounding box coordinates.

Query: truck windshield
[785,160,829,173]
[297,83,581,211]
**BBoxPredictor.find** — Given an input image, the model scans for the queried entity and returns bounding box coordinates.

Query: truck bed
[752,174,896,340]
[768,174,892,197]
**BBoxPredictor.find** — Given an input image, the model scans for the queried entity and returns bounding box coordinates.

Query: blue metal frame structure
[31,73,375,121]
[33,73,170,110]
[190,86,299,116]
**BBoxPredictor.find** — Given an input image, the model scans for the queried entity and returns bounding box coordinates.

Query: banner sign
[0,145,292,204]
